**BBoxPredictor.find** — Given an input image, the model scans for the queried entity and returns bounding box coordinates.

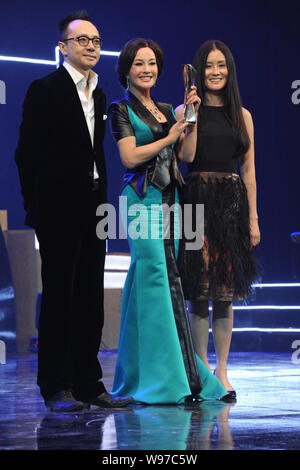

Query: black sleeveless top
[188,105,240,173]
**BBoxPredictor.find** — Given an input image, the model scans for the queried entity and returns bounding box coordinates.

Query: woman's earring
[126,77,130,91]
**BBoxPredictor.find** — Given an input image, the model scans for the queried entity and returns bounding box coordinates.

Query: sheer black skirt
[180,172,257,302]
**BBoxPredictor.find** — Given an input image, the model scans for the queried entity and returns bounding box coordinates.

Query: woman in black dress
[180,40,260,399]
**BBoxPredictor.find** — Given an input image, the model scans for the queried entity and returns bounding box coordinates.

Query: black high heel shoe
[221,390,237,402]
[213,370,237,402]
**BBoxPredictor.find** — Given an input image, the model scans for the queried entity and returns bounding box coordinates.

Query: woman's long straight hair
[193,40,250,156]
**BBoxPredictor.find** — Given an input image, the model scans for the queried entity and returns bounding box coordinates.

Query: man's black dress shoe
[84,392,134,409]
[45,390,84,412]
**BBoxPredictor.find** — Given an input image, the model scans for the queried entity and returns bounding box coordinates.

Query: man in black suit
[15,11,131,411]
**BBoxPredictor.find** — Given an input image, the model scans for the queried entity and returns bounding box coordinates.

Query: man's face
[59,19,101,72]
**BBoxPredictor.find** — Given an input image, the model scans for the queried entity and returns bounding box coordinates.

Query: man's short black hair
[58,10,96,40]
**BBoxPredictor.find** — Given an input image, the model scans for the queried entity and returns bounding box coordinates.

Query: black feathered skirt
[180,171,257,302]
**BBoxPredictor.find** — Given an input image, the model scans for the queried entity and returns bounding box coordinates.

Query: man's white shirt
[63,61,99,179]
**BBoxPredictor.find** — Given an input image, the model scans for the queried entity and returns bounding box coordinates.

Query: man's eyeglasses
[63,35,103,49]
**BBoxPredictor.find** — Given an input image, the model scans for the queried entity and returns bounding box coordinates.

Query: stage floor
[0,352,300,451]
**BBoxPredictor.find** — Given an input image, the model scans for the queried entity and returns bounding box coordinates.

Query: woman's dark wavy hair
[117,38,164,89]
[193,40,250,156]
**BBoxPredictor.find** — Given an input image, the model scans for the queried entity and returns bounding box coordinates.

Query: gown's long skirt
[112,183,227,404]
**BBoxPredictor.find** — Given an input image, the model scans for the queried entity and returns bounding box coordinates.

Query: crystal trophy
[182,64,197,124]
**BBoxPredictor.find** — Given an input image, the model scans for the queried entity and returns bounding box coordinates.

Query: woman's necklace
[142,98,164,122]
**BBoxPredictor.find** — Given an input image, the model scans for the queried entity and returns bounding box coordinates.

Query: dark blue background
[0,0,300,281]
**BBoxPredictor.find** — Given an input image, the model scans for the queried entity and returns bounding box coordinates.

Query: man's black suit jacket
[15,65,107,230]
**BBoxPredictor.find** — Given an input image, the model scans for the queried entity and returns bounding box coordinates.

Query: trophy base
[184,104,197,125]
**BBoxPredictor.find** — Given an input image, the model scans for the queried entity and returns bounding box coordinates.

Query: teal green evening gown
[109,93,227,404]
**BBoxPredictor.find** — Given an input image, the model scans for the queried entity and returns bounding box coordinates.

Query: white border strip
[0,46,120,68]
[253,283,300,288]
[231,328,300,333]
[232,306,300,310]
[0,55,57,65]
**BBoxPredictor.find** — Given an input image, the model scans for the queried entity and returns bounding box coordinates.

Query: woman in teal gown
[109,38,228,404]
